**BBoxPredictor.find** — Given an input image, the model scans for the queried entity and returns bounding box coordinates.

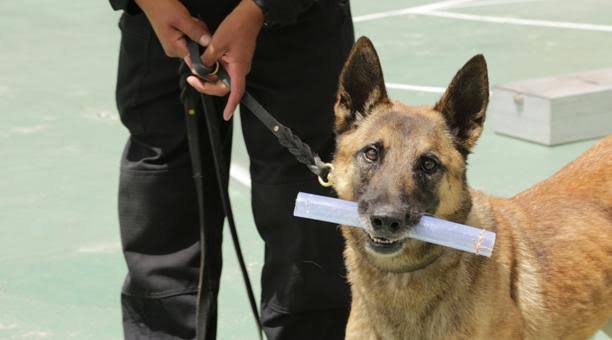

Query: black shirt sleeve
[108,0,142,15]
[253,0,316,28]
[109,0,316,25]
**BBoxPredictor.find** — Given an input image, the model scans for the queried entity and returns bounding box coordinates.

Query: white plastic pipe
[294,192,496,257]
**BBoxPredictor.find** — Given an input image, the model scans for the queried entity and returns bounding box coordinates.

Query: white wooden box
[489,69,612,145]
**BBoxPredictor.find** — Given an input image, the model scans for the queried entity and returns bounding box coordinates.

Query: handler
[109,0,354,338]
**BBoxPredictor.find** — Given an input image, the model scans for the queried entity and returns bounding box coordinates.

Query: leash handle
[180,63,223,340]
[181,60,262,340]
[188,41,220,79]
[199,94,263,340]
[188,40,230,87]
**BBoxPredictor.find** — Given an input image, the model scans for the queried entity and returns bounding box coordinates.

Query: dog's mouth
[365,233,407,255]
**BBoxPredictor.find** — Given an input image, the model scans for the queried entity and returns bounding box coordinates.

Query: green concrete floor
[0,0,610,338]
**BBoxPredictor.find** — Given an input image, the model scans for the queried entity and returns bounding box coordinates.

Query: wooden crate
[489,69,612,145]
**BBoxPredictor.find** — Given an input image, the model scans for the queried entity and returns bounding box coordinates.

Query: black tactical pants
[115,0,354,338]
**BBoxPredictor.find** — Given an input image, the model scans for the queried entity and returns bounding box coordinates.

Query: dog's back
[515,135,612,206]
[506,135,612,338]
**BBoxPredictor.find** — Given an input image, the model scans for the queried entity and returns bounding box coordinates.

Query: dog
[331,37,612,339]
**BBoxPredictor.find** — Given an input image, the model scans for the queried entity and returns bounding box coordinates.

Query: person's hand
[135,0,210,58]
[185,0,264,121]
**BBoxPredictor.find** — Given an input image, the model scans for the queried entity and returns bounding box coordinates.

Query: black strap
[180,63,262,340]
[181,39,332,340]
[199,93,263,340]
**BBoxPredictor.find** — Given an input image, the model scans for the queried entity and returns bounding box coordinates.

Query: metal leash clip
[318,163,335,187]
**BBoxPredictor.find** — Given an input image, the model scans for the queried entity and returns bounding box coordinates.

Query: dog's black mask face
[354,120,445,245]
[332,37,489,271]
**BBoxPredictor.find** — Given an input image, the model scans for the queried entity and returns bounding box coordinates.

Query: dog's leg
[345,293,380,340]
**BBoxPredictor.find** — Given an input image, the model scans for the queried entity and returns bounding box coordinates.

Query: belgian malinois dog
[332,37,612,339]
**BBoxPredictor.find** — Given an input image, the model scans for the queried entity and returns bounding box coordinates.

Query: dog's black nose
[370,214,403,233]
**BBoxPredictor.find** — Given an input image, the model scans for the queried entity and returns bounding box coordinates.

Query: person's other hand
[185,0,264,120]
[135,0,210,58]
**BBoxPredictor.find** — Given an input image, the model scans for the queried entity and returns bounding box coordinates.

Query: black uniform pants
[115,1,355,338]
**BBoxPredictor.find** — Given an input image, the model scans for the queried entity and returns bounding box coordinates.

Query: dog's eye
[420,156,439,174]
[364,147,379,162]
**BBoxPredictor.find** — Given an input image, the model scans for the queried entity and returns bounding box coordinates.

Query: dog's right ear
[335,36,390,134]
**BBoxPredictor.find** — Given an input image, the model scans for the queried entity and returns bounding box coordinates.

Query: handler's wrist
[241,0,265,27]
[133,0,148,8]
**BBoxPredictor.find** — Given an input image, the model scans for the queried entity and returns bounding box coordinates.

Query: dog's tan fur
[332,37,612,339]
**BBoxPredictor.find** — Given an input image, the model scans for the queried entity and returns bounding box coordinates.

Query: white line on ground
[8,124,50,135]
[401,0,478,14]
[77,242,120,254]
[446,0,546,9]
[353,0,474,22]
[385,83,446,93]
[0,323,17,331]
[420,10,612,32]
[230,163,252,188]
[21,331,52,338]
[353,0,612,32]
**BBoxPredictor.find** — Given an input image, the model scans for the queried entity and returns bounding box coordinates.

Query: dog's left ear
[335,36,390,134]
[435,54,489,153]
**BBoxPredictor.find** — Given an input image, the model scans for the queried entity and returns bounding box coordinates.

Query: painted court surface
[1,0,610,338]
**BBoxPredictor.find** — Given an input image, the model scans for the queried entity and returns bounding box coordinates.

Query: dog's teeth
[371,236,394,244]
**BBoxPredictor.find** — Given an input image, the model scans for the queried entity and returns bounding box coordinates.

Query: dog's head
[332,37,488,272]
